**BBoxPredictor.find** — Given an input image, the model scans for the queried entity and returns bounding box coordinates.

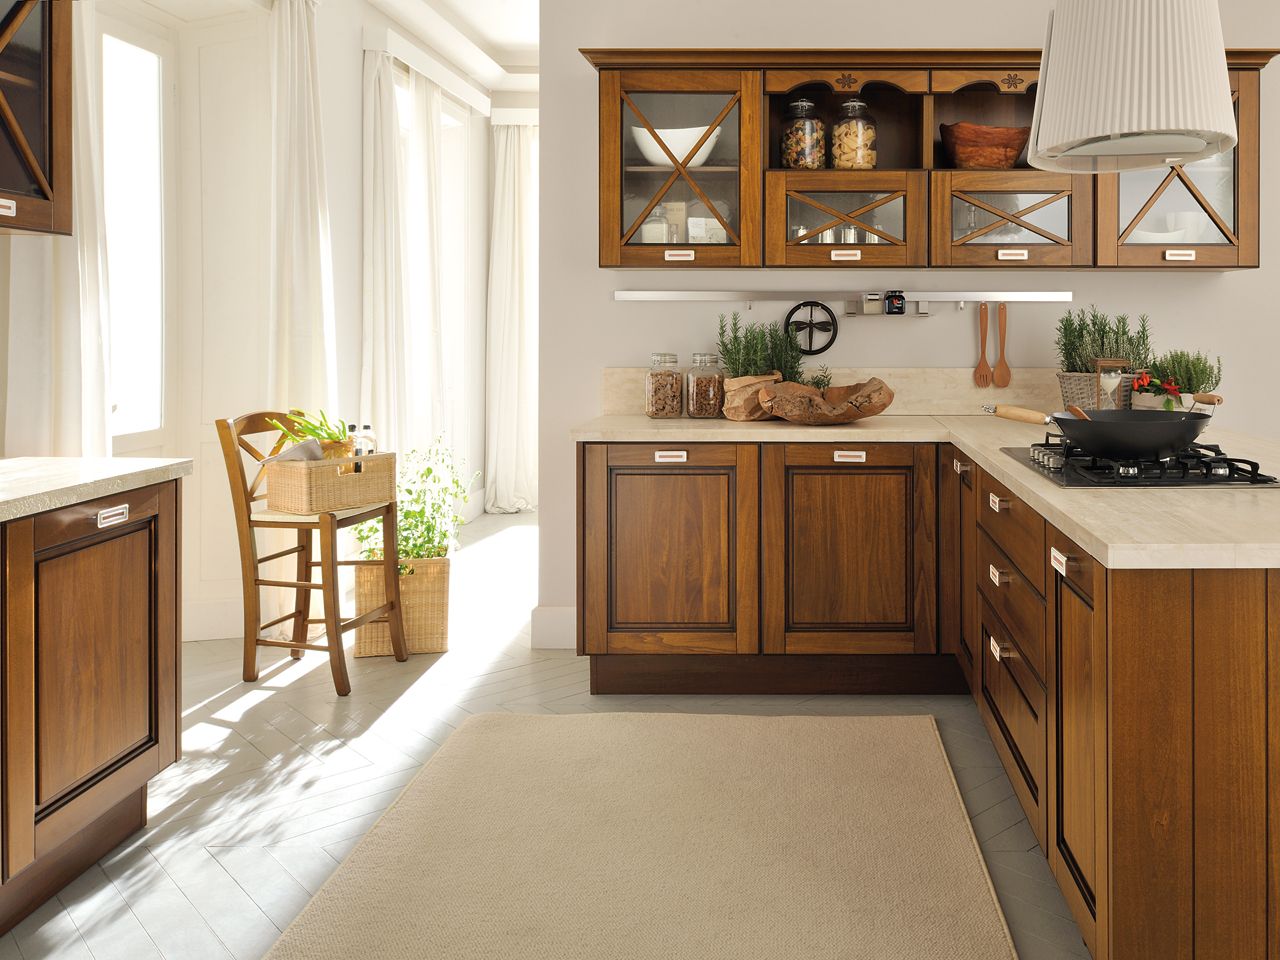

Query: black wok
[987,395,1222,461]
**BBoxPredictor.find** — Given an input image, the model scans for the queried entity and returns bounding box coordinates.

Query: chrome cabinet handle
[663,249,695,262]
[833,450,867,463]
[953,458,971,475]
[988,492,1007,513]
[989,564,1010,586]
[830,249,862,261]
[997,249,1029,261]
[653,450,687,463]
[0,199,15,217]
[989,636,1017,661]
[97,504,130,528]
[1164,249,1196,262]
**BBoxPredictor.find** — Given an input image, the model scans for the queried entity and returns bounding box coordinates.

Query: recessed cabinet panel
[36,529,154,806]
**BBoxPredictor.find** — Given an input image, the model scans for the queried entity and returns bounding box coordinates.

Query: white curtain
[359,57,445,453]
[269,0,338,416]
[484,123,538,512]
[1,0,111,458]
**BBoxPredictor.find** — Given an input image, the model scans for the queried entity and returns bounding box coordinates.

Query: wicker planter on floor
[354,557,450,657]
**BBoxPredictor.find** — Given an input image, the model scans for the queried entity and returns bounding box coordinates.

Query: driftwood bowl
[940,122,1031,170]
[757,378,895,425]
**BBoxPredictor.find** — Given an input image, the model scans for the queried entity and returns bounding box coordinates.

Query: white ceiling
[137,0,269,23]
[426,0,537,64]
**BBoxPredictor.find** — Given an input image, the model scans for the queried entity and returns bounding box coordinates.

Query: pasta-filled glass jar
[781,98,825,169]
[832,98,877,170]
[645,353,683,418]
[685,353,725,418]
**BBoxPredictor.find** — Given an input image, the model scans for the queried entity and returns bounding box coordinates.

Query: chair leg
[289,529,312,659]
[241,564,261,683]
[382,502,409,662]
[318,514,352,696]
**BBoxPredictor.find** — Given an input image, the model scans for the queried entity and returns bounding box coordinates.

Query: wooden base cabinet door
[1046,528,1107,959]
[763,443,936,654]
[938,445,978,687]
[580,444,758,654]
[3,483,179,879]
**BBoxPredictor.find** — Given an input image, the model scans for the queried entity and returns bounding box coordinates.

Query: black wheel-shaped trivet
[785,300,838,356]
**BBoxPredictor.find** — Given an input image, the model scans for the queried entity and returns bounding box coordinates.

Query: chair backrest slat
[216,412,295,540]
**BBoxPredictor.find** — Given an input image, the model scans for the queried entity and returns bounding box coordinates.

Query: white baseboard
[183,597,243,642]
[530,605,575,649]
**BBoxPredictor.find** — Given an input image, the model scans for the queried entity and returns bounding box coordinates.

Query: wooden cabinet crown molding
[581,48,1278,71]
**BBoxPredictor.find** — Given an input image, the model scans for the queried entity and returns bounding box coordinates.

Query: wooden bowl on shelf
[940,122,1031,169]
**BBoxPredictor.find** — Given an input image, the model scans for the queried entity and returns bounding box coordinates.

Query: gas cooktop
[1002,434,1280,488]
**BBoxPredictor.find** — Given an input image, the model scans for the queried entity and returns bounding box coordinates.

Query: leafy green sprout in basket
[267,409,349,444]
[1054,307,1154,373]
[354,445,477,575]
[715,311,831,389]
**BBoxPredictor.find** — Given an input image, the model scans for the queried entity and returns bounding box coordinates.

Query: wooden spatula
[974,303,992,388]
[993,303,1012,388]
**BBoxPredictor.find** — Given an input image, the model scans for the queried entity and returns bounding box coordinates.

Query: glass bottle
[686,353,725,419]
[781,98,825,170]
[644,353,683,418]
[832,98,877,170]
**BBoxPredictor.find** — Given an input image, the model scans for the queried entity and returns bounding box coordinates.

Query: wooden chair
[216,412,407,696]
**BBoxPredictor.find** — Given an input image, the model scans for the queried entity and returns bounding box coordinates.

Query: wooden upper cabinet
[931,170,1094,267]
[0,1,71,235]
[930,69,1039,94]
[598,69,762,267]
[1096,71,1258,268]
[761,443,936,655]
[580,444,759,654]
[765,69,929,96]
[764,170,927,267]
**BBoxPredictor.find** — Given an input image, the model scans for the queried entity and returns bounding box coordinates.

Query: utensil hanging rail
[612,290,1074,312]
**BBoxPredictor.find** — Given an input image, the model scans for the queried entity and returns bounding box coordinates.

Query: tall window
[101,32,166,440]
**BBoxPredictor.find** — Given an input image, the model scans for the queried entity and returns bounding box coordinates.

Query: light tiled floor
[7,512,1088,959]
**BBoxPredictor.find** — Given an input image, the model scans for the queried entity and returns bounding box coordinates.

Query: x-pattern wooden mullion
[0,1,51,201]
[787,190,905,245]
[953,190,1069,246]
[620,91,741,246]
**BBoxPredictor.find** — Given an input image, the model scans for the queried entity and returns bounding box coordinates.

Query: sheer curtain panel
[2,0,110,457]
[484,123,538,512]
[269,0,338,414]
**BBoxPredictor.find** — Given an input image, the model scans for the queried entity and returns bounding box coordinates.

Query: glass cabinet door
[764,171,926,266]
[930,171,1093,267]
[599,70,761,266]
[1096,73,1257,268]
[0,0,69,234]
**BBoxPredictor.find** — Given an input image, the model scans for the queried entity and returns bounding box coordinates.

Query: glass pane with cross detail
[951,192,1069,245]
[621,92,740,246]
[786,192,904,245]
[0,2,48,198]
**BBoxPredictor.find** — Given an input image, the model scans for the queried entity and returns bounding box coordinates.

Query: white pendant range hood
[1028,0,1238,173]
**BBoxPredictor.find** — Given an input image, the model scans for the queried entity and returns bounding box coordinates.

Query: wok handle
[1192,393,1224,406]
[983,404,1052,426]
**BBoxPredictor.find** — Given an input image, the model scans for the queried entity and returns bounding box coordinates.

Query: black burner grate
[1006,435,1280,488]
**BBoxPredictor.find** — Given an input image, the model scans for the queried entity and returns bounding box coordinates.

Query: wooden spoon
[993,302,1012,388]
[973,303,992,388]
[1066,405,1091,421]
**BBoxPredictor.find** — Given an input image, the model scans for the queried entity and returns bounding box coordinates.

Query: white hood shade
[1028,0,1238,173]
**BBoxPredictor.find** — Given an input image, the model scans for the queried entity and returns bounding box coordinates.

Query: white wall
[535,0,1280,646]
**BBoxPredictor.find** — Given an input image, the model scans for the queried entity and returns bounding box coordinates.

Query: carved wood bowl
[940,122,1032,169]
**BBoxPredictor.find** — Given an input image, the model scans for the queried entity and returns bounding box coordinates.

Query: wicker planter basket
[1056,371,1136,410]
[354,557,450,657]
[266,452,395,514]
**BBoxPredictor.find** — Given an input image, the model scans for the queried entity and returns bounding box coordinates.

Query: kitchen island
[0,457,191,933]
[572,415,1279,960]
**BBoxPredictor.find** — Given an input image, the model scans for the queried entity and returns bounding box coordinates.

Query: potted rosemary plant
[1054,308,1154,408]
[352,445,473,657]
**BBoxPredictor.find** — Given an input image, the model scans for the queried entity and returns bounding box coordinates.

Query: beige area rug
[265,713,1016,960]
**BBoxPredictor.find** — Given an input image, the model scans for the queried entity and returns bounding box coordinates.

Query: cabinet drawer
[607,444,738,467]
[978,529,1046,682]
[977,470,1046,595]
[33,485,166,551]
[782,443,916,467]
[1048,527,1096,603]
[980,596,1046,826]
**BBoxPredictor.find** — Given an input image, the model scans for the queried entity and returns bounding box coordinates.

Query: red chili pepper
[1162,378,1181,397]
[1133,372,1152,389]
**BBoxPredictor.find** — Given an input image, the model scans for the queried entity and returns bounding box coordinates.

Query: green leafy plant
[807,364,833,391]
[1054,307,1154,373]
[355,444,476,573]
[1149,350,1223,395]
[268,409,348,444]
[716,312,825,385]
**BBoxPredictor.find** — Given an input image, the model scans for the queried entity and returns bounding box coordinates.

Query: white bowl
[631,126,721,168]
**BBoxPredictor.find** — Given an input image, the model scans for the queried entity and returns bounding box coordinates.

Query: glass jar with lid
[686,353,725,419]
[781,98,826,169]
[832,98,877,170]
[644,353,683,418]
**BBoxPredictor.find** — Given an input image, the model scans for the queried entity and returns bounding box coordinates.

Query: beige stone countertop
[571,415,1280,569]
[0,457,194,523]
